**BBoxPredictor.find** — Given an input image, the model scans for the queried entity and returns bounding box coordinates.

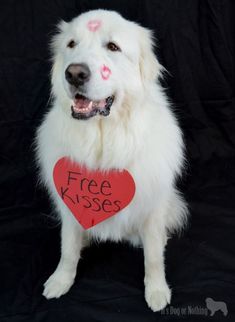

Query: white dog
[35,9,188,312]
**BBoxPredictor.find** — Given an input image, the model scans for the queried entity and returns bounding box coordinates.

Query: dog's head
[206,298,213,305]
[51,9,162,120]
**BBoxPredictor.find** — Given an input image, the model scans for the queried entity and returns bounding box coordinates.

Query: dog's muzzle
[65,64,91,87]
[71,94,115,120]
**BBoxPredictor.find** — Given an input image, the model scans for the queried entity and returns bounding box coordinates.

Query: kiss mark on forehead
[87,19,102,32]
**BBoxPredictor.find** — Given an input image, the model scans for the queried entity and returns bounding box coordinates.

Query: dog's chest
[63,120,139,171]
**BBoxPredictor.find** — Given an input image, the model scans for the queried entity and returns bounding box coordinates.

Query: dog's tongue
[73,96,106,114]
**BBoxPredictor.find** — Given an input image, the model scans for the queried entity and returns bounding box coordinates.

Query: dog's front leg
[141,212,171,312]
[43,209,83,299]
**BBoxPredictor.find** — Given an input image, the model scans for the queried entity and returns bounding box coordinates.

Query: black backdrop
[0,1,234,321]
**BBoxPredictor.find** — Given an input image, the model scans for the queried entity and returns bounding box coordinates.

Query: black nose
[65,63,91,87]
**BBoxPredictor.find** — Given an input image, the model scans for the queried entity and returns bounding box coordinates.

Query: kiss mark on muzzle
[100,65,111,80]
[87,19,101,32]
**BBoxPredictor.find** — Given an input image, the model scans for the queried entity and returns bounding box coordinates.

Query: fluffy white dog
[36,9,188,312]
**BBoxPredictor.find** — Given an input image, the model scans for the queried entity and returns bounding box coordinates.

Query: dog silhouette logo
[206,297,228,316]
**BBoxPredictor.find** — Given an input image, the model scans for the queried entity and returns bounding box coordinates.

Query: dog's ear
[138,27,163,83]
[50,21,68,96]
[50,20,68,55]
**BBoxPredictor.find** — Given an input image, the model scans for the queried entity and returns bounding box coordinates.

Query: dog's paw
[145,283,171,312]
[43,270,75,299]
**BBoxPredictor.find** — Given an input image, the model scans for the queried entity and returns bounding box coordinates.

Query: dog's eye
[67,40,76,49]
[106,42,120,52]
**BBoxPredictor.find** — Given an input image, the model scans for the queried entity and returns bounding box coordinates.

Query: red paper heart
[53,157,135,229]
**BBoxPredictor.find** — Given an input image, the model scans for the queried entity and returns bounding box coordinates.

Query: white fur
[35,9,188,311]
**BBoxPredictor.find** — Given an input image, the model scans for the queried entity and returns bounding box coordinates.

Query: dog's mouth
[71,94,115,120]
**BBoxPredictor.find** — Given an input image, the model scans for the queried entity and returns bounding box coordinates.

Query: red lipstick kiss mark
[101,65,111,80]
[87,20,101,32]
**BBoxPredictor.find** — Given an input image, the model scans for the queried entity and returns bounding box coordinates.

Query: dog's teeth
[88,101,93,110]
[72,96,114,118]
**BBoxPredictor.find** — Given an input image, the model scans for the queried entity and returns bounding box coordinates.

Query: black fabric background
[0,0,234,321]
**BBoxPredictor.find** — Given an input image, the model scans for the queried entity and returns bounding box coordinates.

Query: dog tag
[53,157,135,229]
